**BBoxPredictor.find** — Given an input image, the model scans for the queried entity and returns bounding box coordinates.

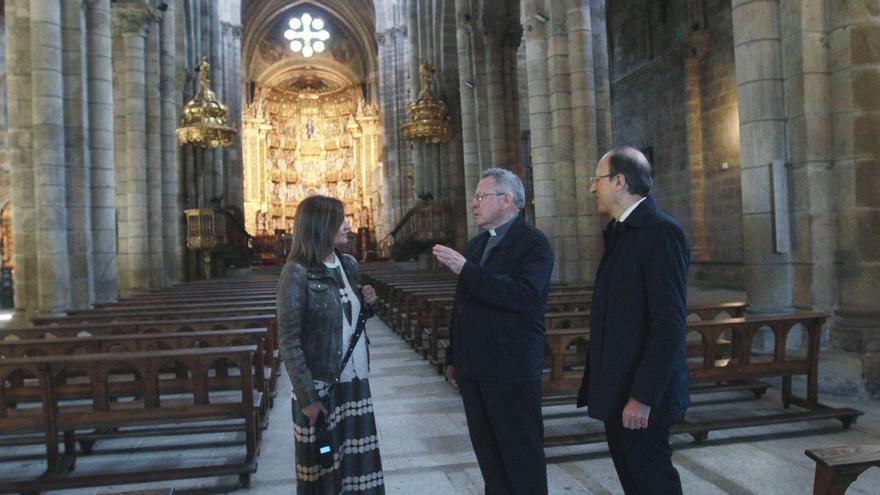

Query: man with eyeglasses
[432,168,553,495]
[577,147,690,495]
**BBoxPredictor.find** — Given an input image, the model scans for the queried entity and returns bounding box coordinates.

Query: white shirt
[618,196,647,223]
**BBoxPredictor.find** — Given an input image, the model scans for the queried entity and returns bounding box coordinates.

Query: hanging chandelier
[401,62,451,144]
[176,57,237,148]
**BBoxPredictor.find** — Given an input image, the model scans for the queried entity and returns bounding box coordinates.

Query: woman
[277,195,384,494]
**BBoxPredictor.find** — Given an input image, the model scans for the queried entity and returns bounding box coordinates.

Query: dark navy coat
[447,213,554,383]
[577,196,690,425]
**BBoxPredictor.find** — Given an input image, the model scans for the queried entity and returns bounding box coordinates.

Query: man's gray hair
[481,167,525,209]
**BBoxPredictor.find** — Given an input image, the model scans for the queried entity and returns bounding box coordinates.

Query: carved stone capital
[222,22,243,38]
[111,3,160,38]
[376,27,406,46]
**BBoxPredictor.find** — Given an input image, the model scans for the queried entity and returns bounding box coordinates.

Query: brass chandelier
[176,58,237,148]
[401,62,451,144]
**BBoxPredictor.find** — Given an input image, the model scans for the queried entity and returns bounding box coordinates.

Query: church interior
[0,0,879,493]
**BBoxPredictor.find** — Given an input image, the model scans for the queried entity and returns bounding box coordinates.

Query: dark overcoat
[577,196,690,425]
[447,212,554,383]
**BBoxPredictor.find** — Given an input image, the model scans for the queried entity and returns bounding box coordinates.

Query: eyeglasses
[589,173,616,185]
[472,192,508,204]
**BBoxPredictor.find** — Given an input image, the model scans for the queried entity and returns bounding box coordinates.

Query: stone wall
[607,0,691,231]
[607,0,745,289]
[693,0,744,288]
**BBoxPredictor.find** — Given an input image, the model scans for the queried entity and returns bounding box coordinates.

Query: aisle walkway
[42,316,880,494]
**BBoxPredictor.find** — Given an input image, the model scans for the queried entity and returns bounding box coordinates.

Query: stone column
[731,0,792,311]
[438,0,469,247]
[111,10,128,286]
[376,21,417,238]
[30,0,71,314]
[223,23,244,214]
[523,0,556,278]
[115,4,153,296]
[455,0,481,232]
[546,0,578,282]
[502,24,524,177]
[589,0,612,154]
[62,0,94,308]
[146,12,163,289]
[86,0,119,304]
[779,0,834,313]
[207,0,223,206]
[160,0,182,285]
[481,23,510,167]
[684,31,710,262]
[567,0,601,280]
[471,30,492,169]
[5,0,38,319]
[827,2,880,363]
[406,0,425,197]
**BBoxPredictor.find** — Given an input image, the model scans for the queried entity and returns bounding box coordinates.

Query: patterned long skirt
[293,378,385,495]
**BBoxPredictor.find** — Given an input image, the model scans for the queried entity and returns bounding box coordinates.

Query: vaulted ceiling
[242,0,376,94]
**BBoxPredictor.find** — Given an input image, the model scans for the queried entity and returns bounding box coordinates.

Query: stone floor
[2,300,879,494]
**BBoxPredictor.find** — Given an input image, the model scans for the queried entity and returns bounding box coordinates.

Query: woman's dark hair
[607,146,654,197]
[288,195,344,265]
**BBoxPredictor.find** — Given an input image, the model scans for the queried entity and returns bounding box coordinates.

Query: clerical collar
[618,197,647,223]
[487,213,517,238]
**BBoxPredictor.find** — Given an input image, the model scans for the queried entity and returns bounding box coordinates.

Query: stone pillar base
[831,310,880,353]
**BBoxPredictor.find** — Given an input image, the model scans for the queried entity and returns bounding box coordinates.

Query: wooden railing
[382,201,453,261]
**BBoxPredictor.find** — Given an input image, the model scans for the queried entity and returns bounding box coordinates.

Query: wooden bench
[805,445,880,495]
[1,314,280,396]
[0,346,260,493]
[0,328,272,436]
[31,306,277,326]
[69,299,275,315]
[95,293,276,308]
[543,313,863,447]
[399,287,595,361]
[541,302,753,402]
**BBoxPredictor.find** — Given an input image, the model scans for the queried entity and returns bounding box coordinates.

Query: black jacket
[577,196,690,425]
[276,251,371,406]
[448,213,554,382]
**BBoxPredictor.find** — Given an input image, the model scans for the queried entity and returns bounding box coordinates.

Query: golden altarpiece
[241,85,383,241]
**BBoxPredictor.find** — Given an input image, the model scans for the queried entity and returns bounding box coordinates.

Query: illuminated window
[284,13,330,58]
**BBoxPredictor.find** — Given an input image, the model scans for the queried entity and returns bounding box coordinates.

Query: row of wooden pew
[0,275,279,493]
[360,265,863,450]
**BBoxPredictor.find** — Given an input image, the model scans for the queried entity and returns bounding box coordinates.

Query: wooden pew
[1,314,280,395]
[0,346,260,493]
[95,293,275,308]
[541,302,749,400]
[805,445,880,495]
[402,287,594,358]
[69,299,275,315]
[543,313,863,447]
[31,306,277,326]
[0,328,272,433]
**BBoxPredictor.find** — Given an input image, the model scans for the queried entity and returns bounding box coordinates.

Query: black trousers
[458,378,547,495]
[604,420,683,495]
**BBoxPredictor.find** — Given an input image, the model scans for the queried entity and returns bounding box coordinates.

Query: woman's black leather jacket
[276,251,372,406]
